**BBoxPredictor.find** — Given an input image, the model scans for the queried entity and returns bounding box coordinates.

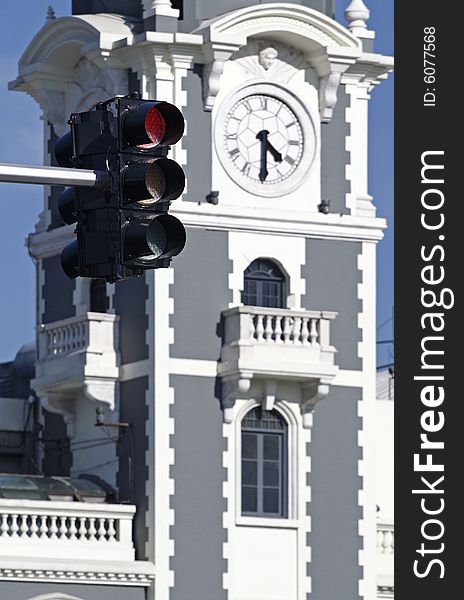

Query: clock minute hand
[256,130,269,182]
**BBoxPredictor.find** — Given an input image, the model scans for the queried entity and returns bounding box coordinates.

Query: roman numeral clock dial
[224,95,304,187]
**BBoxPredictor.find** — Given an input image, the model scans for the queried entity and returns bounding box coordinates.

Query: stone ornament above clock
[215,83,317,198]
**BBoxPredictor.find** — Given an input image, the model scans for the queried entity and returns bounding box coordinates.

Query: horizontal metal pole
[0,163,109,188]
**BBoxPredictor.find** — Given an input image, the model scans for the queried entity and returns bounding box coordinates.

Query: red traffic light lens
[136,106,166,150]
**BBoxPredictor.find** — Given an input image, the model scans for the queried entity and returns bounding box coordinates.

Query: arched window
[241,406,287,518]
[241,259,286,308]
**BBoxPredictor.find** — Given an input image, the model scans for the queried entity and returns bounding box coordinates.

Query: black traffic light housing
[55,95,186,282]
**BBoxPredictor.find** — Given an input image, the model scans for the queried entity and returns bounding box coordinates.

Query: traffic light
[55,94,186,282]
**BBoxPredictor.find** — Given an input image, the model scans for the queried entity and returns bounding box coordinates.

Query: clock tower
[8,2,393,600]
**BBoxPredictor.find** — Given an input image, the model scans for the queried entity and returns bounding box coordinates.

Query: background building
[0,1,393,599]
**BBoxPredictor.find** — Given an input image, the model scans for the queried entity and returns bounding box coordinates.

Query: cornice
[0,558,155,587]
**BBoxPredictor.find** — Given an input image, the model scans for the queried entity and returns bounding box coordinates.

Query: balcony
[377,522,394,595]
[218,307,338,425]
[32,312,119,422]
[0,498,154,585]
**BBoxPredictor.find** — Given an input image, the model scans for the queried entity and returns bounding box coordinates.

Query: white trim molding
[193,2,361,119]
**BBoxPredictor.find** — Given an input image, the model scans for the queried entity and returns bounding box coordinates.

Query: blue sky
[0,0,393,364]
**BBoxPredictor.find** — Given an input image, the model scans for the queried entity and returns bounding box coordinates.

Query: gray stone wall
[170,374,227,600]
[307,385,363,600]
[302,239,362,371]
[170,228,232,361]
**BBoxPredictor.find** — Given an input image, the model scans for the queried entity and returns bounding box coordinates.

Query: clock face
[223,94,304,186]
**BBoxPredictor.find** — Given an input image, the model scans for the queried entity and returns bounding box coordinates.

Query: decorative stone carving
[258,46,279,70]
[300,381,330,429]
[345,0,370,37]
[201,60,226,112]
[46,5,56,23]
[221,374,253,424]
[35,90,66,137]
[74,57,129,112]
[263,379,277,411]
[310,47,358,122]
[232,40,305,84]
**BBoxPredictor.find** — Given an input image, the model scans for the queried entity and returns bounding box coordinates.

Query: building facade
[0,1,393,599]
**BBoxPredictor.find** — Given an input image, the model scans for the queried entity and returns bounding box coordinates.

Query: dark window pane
[242,433,257,458]
[242,460,258,485]
[263,435,279,460]
[242,259,285,308]
[263,488,279,514]
[263,461,279,486]
[242,486,257,513]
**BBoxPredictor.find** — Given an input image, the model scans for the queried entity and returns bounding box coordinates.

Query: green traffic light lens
[134,219,168,263]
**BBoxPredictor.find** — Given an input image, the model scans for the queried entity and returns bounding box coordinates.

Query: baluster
[19,514,29,537]
[83,320,90,348]
[264,315,273,342]
[301,317,310,345]
[107,518,116,542]
[39,515,48,538]
[255,314,265,342]
[291,317,301,344]
[249,314,256,340]
[58,516,68,539]
[77,517,87,540]
[68,516,77,540]
[309,319,319,345]
[49,516,58,539]
[88,517,97,540]
[56,328,63,354]
[10,514,19,538]
[97,518,107,541]
[274,316,283,343]
[282,317,291,344]
[0,514,9,536]
[383,530,394,554]
[30,515,39,539]
[46,332,53,356]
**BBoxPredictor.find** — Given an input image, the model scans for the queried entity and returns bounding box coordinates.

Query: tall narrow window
[242,259,285,308]
[241,406,287,518]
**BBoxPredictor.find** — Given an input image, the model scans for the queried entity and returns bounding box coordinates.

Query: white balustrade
[376,522,394,590]
[0,499,135,562]
[219,306,338,383]
[249,312,324,346]
[38,312,118,361]
[377,523,394,555]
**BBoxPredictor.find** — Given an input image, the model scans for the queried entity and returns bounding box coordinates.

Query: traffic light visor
[61,240,79,279]
[124,214,186,263]
[122,158,185,206]
[122,101,184,150]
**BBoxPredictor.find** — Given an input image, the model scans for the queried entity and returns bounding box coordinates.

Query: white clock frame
[214,81,317,198]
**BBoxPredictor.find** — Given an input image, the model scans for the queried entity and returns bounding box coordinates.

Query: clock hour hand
[266,139,283,164]
[256,130,269,182]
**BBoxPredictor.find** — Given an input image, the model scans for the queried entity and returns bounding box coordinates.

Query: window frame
[241,258,287,309]
[239,405,289,519]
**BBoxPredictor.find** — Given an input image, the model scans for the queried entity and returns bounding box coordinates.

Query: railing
[37,312,119,362]
[0,499,135,561]
[377,522,394,593]
[223,306,337,348]
[377,522,394,555]
[250,312,322,346]
[219,306,338,384]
